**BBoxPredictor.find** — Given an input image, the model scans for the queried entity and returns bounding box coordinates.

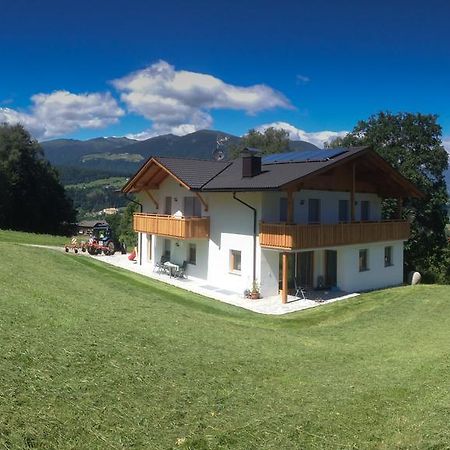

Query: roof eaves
[121,155,154,193]
[152,157,192,190]
[279,145,371,190]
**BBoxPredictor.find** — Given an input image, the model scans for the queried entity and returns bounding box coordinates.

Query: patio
[84,252,359,315]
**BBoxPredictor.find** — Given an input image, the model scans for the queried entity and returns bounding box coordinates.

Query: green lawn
[0,229,68,246]
[0,233,449,449]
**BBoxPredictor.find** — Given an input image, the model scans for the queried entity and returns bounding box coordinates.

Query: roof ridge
[155,155,229,163]
[199,161,234,189]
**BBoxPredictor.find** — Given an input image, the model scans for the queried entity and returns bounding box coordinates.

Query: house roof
[122,156,229,193]
[156,157,230,189]
[202,146,368,191]
[77,220,108,228]
[122,146,424,198]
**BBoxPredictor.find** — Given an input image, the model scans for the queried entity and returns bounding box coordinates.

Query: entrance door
[325,250,337,287]
[297,251,314,288]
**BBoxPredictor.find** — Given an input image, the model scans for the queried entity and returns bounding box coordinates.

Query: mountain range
[40,129,319,175]
[40,130,450,192]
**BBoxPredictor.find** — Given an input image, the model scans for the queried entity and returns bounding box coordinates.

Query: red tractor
[86,224,127,256]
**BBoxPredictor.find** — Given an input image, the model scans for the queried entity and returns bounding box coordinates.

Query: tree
[107,201,138,249]
[0,123,76,234]
[229,127,289,158]
[328,112,449,282]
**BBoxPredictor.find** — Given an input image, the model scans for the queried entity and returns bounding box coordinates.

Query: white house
[122,146,423,303]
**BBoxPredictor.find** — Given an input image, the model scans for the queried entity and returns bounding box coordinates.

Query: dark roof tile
[154,156,230,189]
[202,146,369,190]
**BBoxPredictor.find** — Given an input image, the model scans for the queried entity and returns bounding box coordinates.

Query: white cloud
[113,60,292,137]
[256,121,348,148]
[296,74,310,84]
[442,138,450,153]
[0,90,124,140]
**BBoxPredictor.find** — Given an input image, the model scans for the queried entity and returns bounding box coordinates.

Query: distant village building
[102,207,119,215]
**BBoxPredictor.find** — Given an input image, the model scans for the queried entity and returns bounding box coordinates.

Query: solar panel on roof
[262,148,348,164]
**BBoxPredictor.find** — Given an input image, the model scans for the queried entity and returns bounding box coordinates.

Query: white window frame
[359,249,369,272]
[230,249,242,274]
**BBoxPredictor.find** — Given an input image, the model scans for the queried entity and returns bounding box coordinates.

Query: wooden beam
[350,163,356,222]
[194,192,208,212]
[144,190,159,210]
[280,147,372,191]
[281,252,288,304]
[152,159,191,190]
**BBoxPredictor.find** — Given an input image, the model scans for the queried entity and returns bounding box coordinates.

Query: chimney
[241,148,262,178]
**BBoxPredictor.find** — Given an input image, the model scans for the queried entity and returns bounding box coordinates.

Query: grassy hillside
[65,177,129,217]
[81,152,144,163]
[0,229,68,246]
[0,233,449,449]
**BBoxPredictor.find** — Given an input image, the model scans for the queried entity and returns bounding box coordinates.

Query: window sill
[359,268,370,272]
[384,264,394,268]
[229,270,241,276]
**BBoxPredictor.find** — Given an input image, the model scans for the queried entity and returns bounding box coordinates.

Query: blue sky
[1,0,450,148]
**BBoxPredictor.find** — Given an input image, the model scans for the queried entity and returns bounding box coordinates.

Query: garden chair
[294,278,306,300]
[174,261,188,278]
[154,255,169,273]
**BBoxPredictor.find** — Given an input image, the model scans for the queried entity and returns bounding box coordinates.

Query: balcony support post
[350,163,356,222]
[281,252,288,304]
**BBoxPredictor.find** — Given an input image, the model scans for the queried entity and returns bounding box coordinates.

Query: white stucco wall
[137,184,261,294]
[138,177,211,218]
[207,192,262,294]
[260,249,279,297]
[336,240,404,292]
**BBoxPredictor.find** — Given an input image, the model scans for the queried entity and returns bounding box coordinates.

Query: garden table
[164,261,179,278]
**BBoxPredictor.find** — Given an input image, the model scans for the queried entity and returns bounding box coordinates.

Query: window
[279,197,287,222]
[164,196,172,215]
[338,199,349,223]
[308,199,321,224]
[183,196,202,217]
[384,246,393,267]
[361,200,370,221]
[147,234,152,262]
[188,243,197,265]
[359,249,369,272]
[230,250,242,273]
[164,239,171,259]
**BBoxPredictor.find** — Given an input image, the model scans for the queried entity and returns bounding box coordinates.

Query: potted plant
[250,280,260,300]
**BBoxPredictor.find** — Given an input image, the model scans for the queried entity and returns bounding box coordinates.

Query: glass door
[297,251,314,288]
[325,250,337,287]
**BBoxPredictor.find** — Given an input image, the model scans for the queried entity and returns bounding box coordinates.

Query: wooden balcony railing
[133,213,210,239]
[259,220,410,250]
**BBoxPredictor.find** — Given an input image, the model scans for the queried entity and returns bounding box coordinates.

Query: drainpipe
[120,192,143,266]
[232,192,257,284]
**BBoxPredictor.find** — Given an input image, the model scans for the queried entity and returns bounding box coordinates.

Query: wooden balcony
[133,213,210,239]
[259,220,410,250]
